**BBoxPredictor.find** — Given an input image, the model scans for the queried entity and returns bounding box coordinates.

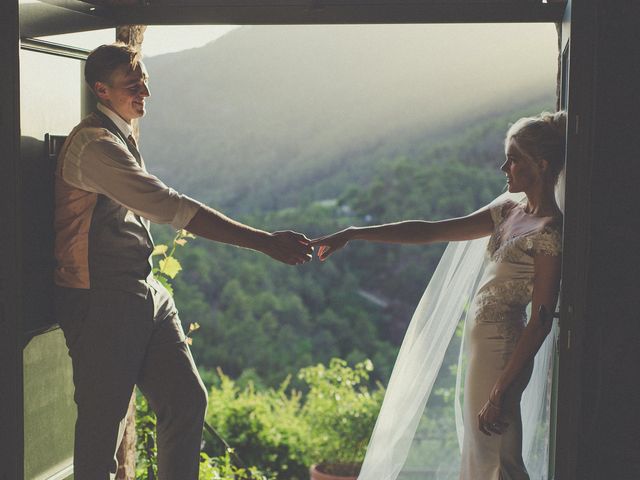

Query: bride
[311,111,566,480]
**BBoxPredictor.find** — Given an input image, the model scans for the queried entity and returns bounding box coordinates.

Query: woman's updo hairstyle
[505,111,567,184]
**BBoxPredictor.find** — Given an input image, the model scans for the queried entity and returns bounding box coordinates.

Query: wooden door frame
[0,1,24,478]
[555,0,597,478]
[6,2,577,478]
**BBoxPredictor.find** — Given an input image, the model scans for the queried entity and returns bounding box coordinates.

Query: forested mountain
[150,99,554,388]
[141,24,558,214]
[141,24,558,388]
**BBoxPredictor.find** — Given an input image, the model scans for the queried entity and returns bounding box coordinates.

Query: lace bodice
[487,200,562,262]
[470,200,563,346]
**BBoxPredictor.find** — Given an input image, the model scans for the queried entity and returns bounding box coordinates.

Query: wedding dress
[357,192,562,480]
[459,200,562,479]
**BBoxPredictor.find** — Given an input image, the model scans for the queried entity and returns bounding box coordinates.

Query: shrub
[135,393,158,480]
[298,358,384,476]
[137,359,385,479]
[200,450,269,479]
[205,369,309,479]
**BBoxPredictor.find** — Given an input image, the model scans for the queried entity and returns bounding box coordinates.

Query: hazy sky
[42,25,240,57]
[41,23,554,62]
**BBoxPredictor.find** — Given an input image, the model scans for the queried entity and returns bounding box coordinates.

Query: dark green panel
[23,328,75,480]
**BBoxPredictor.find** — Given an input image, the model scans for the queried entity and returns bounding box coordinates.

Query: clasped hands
[265,228,352,265]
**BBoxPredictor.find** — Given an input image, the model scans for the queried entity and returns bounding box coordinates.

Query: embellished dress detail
[459,201,562,480]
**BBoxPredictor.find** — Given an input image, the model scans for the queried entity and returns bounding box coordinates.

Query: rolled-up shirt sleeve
[62,129,202,230]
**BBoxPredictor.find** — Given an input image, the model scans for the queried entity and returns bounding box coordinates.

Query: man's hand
[262,230,313,265]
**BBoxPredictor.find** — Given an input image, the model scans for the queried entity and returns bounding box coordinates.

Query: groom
[53,43,312,479]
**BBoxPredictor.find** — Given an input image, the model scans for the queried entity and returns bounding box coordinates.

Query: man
[53,43,312,479]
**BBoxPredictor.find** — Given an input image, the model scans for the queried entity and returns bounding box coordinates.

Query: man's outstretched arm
[185,205,313,265]
[65,136,312,265]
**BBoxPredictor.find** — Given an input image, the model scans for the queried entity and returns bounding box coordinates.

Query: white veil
[358,189,561,480]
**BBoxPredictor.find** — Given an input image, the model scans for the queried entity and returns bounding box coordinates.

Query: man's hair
[84,43,141,91]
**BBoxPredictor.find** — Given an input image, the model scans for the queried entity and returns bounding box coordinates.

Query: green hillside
[150,98,554,388]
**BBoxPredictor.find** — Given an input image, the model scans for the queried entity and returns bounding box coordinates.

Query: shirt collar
[97,103,134,138]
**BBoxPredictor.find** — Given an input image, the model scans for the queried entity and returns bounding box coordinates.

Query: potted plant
[299,359,385,480]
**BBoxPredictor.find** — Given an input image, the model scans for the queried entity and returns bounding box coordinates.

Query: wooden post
[114,22,147,480]
[116,24,147,143]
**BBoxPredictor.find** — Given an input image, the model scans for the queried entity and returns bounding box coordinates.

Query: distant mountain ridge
[140,24,558,214]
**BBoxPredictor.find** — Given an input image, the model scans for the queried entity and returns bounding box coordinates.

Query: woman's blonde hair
[506,111,567,183]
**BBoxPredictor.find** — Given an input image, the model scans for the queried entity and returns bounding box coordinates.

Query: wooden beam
[21,1,565,39]
[106,2,567,25]
[19,0,114,38]
[114,21,146,480]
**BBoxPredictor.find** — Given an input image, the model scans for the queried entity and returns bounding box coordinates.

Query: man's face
[95,61,150,123]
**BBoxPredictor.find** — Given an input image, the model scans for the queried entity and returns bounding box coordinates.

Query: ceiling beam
[20,0,566,39]
[107,2,566,25]
[19,0,115,38]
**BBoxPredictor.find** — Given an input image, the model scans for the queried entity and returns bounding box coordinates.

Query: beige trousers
[54,284,207,480]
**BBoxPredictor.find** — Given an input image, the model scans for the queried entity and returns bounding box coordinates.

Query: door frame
[0,1,24,478]
[555,0,597,478]
[6,2,582,478]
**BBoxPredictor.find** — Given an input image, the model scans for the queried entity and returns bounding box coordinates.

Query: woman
[311,111,566,480]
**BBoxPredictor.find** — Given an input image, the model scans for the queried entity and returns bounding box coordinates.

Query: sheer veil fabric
[358,190,561,480]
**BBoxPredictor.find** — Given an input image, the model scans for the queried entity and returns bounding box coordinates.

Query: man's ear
[94,81,109,101]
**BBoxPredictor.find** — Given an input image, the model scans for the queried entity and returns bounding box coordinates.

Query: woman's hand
[310,228,353,261]
[477,389,509,436]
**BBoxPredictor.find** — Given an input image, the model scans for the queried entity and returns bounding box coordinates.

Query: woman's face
[501,138,543,193]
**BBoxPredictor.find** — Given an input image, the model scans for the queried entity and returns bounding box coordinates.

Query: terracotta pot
[309,463,359,480]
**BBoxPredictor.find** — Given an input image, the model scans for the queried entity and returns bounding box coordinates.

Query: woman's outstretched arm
[311,208,494,261]
[477,251,562,436]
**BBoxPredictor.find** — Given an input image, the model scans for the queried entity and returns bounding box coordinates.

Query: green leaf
[159,256,182,279]
[154,274,174,296]
[152,244,168,256]
[363,359,374,372]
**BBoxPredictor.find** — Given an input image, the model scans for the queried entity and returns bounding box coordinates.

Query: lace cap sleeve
[489,200,516,227]
[528,225,563,256]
